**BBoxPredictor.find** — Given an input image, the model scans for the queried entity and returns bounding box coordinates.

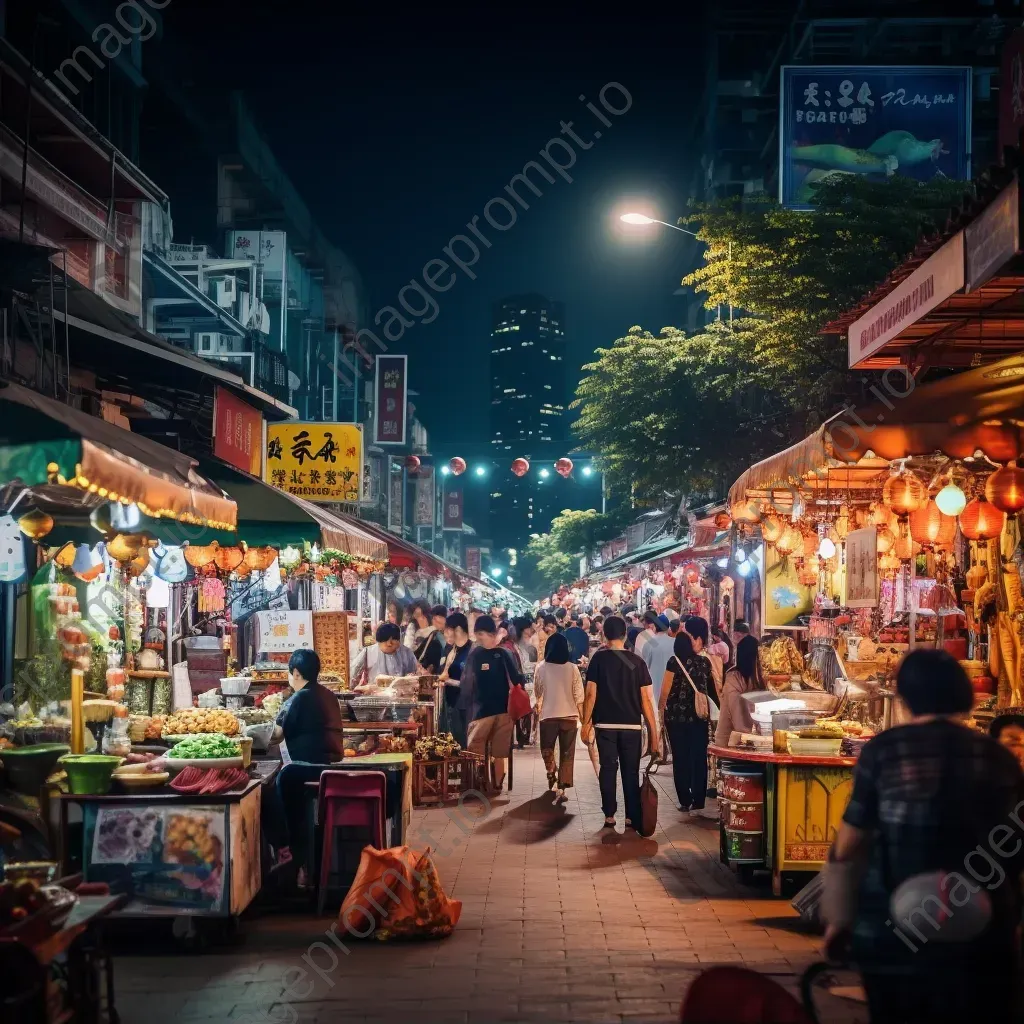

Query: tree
[682,174,970,419]
[521,531,577,595]
[571,324,784,501]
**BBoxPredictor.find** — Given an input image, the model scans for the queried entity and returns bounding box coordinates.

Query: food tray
[786,736,843,757]
[350,701,390,723]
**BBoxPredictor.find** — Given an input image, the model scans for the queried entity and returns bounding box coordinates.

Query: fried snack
[163,707,240,737]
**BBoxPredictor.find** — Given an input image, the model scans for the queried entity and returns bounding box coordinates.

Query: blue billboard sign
[779,66,972,210]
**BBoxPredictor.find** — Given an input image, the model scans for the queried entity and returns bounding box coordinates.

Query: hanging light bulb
[935,481,967,517]
[818,536,837,559]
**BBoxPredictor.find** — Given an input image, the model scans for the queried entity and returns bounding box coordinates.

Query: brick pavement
[113,742,868,1023]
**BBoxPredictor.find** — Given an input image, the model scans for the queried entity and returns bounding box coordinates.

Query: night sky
[154,5,707,535]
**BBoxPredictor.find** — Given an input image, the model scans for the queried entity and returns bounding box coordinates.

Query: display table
[709,744,857,895]
[55,763,279,924]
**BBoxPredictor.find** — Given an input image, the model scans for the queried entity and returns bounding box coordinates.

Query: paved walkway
[113,742,867,1023]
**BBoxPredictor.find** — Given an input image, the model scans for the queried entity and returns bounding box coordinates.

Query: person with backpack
[580,615,660,833]
[658,631,714,818]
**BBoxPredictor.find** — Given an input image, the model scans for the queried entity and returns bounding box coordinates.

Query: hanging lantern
[54,542,76,569]
[775,526,801,555]
[801,530,819,558]
[833,505,851,540]
[556,457,574,478]
[449,457,466,476]
[935,481,967,517]
[985,461,1024,514]
[214,546,244,573]
[869,503,894,529]
[882,469,927,517]
[127,552,150,579]
[730,499,762,526]
[18,510,54,540]
[879,552,901,574]
[894,527,919,561]
[960,498,1005,541]
[184,541,218,568]
[818,536,837,559]
[876,527,896,554]
[105,533,146,563]
[244,546,278,572]
[761,513,784,544]
[908,500,951,549]
[511,457,530,478]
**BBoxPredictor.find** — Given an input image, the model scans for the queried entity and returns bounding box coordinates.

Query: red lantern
[449,457,466,476]
[404,455,421,475]
[960,498,1005,541]
[908,500,957,549]
[985,461,1024,514]
[511,457,530,478]
[555,457,573,478]
[882,470,927,517]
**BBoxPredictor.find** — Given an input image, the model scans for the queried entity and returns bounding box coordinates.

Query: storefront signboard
[264,422,362,503]
[965,178,1020,293]
[213,386,263,476]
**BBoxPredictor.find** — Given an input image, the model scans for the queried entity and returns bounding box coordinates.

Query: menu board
[253,609,313,653]
[312,610,352,683]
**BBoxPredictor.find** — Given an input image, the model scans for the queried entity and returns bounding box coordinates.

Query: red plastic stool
[680,966,815,1024]
[315,770,387,916]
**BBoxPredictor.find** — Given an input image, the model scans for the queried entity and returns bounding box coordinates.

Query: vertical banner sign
[443,488,463,530]
[780,66,972,210]
[465,547,481,578]
[965,179,1020,293]
[388,458,404,532]
[374,354,407,445]
[213,387,263,476]
[845,528,879,609]
[264,422,362,503]
[1000,30,1024,156]
[414,466,435,526]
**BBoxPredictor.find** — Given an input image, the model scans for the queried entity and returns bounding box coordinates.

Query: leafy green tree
[682,174,970,418]
[521,531,577,595]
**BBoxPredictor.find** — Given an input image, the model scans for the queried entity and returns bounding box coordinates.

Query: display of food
[162,708,240,737]
[377,735,410,754]
[128,715,167,742]
[167,734,241,759]
[762,636,805,676]
[169,765,249,794]
[233,707,273,725]
[0,878,48,928]
[414,732,461,761]
[259,691,286,718]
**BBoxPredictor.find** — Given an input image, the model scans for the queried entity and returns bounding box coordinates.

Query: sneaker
[601,818,616,829]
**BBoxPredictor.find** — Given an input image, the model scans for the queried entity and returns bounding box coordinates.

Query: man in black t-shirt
[582,616,659,833]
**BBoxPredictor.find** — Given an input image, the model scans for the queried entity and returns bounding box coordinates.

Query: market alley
[112,742,864,1024]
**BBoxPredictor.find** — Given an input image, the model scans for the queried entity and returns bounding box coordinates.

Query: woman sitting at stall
[714,635,764,746]
[350,623,419,692]
[264,649,345,882]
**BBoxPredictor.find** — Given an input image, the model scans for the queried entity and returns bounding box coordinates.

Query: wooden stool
[412,759,448,805]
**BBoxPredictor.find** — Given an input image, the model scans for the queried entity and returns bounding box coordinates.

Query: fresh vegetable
[167,734,239,759]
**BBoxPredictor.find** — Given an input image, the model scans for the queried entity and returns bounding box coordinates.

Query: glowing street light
[620,212,699,236]
[582,465,593,477]
[474,465,486,477]
[539,468,550,479]
[490,566,503,578]
[440,465,450,476]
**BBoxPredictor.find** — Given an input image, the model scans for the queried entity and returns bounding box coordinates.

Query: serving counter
[709,743,857,895]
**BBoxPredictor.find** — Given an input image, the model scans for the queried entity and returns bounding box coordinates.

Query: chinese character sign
[780,66,971,210]
[263,422,362,503]
[414,467,435,526]
[388,459,404,532]
[465,546,481,578]
[443,488,463,530]
[374,354,407,445]
[213,387,263,476]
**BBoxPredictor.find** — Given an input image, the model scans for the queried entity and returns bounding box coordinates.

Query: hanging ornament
[730,499,762,526]
[105,533,146,563]
[449,457,466,476]
[761,513,784,544]
[775,526,801,555]
[17,510,54,540]
[127,551,150,579]
[818,536,837,559]
[894,526,919,561]
[511,457,530,478]
[556,457,574,479]
[0,514,27,583]
[882,469,927,517]
[879,552,901,574]
[876,527,896,554]
[985,461,1024,514]
[154,545,188,582]
[833,505,851,540]
[869,503,895,529]
[908,500,957,549]
[935,480,967,518]
[404,455,421,475]
[244,546,278,572]
[214,546,244,573]
[184,541,218,568]
[959,498,1005,541]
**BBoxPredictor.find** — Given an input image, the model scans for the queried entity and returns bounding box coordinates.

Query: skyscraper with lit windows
[489,294,567,547]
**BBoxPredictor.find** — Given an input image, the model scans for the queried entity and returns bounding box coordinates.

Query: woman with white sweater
[534,632,585,801]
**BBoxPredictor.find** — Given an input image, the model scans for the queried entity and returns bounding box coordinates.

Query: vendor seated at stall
[265,649,345,881]
[350,622,419,692]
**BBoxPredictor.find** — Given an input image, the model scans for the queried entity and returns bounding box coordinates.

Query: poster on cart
[84,804,227,911]
[254,609,313,652]
[763,545,814,629]
[845,527,878,608]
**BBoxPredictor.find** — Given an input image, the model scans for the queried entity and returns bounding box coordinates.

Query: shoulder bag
[638,754,659,837]
[673,656,710,721]
[504,651,532,721]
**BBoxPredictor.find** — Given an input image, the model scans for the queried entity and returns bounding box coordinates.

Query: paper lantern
[869,503,894,529]
[511,457,530,478]
[105,533,145,563]
[879,552,901,573]
[935,481,967,517]
[775,526,801,555]
[909,500,957,549]
[985,462,1024,514]
[883,470,927,516]
[184,542,217,568]
[876,527,896,554]
[730,499,762,525]
[959,498,1005,541]
[449,457,466,476]
[18,510,54,540]
[214,546,244,573]
[818,536,837,559]
[556,457,574,478]
[760,513,784,544]
[404,455,421,475]
[894,528,920,561]
[244,546,278,572]
[801,531,819,558]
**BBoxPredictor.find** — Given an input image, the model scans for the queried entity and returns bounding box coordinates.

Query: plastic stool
[315,770,387,916]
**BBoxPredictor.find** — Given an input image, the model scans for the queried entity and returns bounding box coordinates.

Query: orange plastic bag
[338,845,462,942]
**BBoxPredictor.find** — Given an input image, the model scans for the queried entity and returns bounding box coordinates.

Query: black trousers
[262,761,334,870]
[595,728,642,825]
[666,720,709,811]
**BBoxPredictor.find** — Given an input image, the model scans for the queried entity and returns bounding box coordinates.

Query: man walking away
[643,615,678,760]
[564,615,591,666]
[633,610,660,659]
[581,615,660,834]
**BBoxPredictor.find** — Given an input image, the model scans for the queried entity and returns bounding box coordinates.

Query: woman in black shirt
[439,612,472,747]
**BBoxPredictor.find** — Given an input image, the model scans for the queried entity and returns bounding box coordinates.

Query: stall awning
[334,515,446,574]
[201,460,388,560]
[590,533,689,578]
[0,381,236,529]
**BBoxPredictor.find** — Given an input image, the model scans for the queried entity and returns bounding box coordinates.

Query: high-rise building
[489,294,567,547]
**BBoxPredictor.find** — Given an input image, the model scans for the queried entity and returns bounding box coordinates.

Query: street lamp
[582,465,593,477]
[539,468,550,479]
[474,465,486,477]
[490,566,503,578]
[440,465,450,476]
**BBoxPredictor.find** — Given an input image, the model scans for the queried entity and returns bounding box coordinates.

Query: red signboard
[374,354,407,445]
[465,546,481,578]
[213,387,262,476]
[1001,30,1024,156]
[443,488,463,530]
